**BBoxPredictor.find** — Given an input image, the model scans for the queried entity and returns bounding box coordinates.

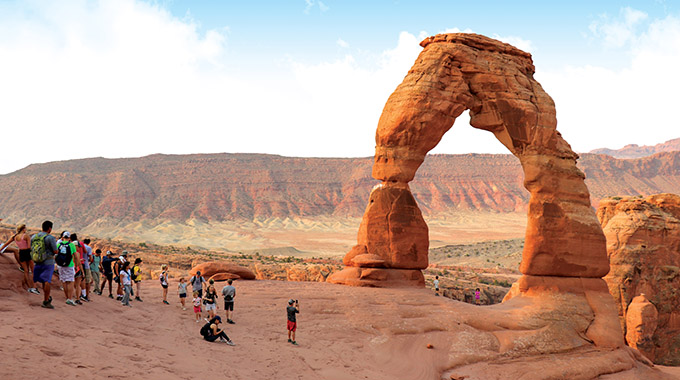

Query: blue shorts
[33,263,55,284]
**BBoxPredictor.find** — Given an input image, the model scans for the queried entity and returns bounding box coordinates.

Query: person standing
[56,232,78,306]
[100,250,115,298]
[434,275,440,296]
[177,278,188,310]
[475,288,481,305]
[133,258,143,302]
[120,261,132,307]
[80,238,93,301]
[221,279,236,324]
[189,271,206,298]
[159,264,169,304]
[113,251,128,300]
[287,299,300,345]
[0,224,39,294]
[203,284,218,319]
[31,221,58,309]
[91,248,102,295]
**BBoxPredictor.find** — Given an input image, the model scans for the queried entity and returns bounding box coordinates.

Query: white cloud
[304,0,328,14]
[492,34,534,53]
[337,38,349,48]
[540,11,680,152]
[589,7,648,47]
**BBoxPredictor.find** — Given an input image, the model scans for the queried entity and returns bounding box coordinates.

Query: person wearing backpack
[70,233,87,303]
[100,250,116,298]
[159,264,169,305]
[221,279,236,324]
[0,224,39,294]
[200,316,235,345]
[132,258,143,302]
[56,231,79,306]
[113,252,127,300]
[190,271,207,298]
[31,221,58,309]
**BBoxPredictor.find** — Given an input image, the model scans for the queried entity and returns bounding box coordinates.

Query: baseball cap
[106,250,113,255]
[122,250,128,256]
[63,231,71,238]
[213,316,222,322]
[288,299,294,305]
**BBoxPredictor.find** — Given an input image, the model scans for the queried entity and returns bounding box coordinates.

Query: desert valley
[1,31,680,380]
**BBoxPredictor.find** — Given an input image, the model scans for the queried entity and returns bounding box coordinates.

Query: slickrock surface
[598,194,680,365]
[0,256,675,380]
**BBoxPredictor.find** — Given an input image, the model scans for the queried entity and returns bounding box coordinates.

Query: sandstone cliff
[598,194,680,365]
[2,151,680,230]
[590,137,680,159]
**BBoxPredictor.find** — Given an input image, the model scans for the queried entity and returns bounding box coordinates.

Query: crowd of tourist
[1,220,302,346]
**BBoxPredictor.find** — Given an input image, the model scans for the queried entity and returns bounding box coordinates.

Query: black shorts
[19,249,32,263]
[224,301,234,311]
[75,270,83,279]
[179,293,187,298]
[161,284,168,289]
[104,272,113,281]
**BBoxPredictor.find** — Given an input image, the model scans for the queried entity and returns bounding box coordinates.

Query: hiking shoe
[28,288,40,295]
[163,300,170,305]
[80,295,90,302]
[287,339,292,343]
[225,340,235,346]
[42,300,54,309]
[66,299,77,306]
[227,319,235,324]
[291,341,298,346]
[135,297,143,302]
[75,299,83,305]
[109,294,114,299]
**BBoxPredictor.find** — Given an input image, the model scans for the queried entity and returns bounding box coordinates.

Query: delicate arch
[329,33,608,287]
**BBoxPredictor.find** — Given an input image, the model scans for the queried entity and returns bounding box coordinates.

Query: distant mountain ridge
[1,152,680,230]
[589,137,680,159]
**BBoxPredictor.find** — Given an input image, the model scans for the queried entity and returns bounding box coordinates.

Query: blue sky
[1,0,679,174]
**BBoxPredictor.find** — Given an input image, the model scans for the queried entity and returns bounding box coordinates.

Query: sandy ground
[1,257,677,380]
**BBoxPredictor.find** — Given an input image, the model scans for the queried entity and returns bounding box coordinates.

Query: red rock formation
[625,294,659,362]
[330,33,609,287]
[190,261,256,281]
[598,194,680,365]
[590,137,680,159]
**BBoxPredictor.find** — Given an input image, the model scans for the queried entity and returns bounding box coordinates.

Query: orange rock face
[190,261,256,281]
[625,294,659,362]
[330,33,609,287]
[598,194,680,365]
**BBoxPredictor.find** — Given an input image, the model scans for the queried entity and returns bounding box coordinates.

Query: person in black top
[100,251,116,298]
[203,284,218,319]
[286,299,300,345]
[201,316,235,346]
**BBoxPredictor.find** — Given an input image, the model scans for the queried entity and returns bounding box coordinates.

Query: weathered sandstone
[189,261,256,281]
[598,194,680,365]
[330,32,608,287]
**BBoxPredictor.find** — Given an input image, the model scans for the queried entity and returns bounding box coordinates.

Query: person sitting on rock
[200,316,235,345]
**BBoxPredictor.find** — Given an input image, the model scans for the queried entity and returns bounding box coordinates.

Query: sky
[1,0,679,174]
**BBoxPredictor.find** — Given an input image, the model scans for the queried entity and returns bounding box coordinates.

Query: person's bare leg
[43,282,51,303]
[136,281,141,299]
[20,261,35,289]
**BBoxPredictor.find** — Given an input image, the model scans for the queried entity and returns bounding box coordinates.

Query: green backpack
[31,234,48,263]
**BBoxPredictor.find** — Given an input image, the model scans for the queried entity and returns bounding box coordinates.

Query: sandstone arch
[329,33,609,286]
